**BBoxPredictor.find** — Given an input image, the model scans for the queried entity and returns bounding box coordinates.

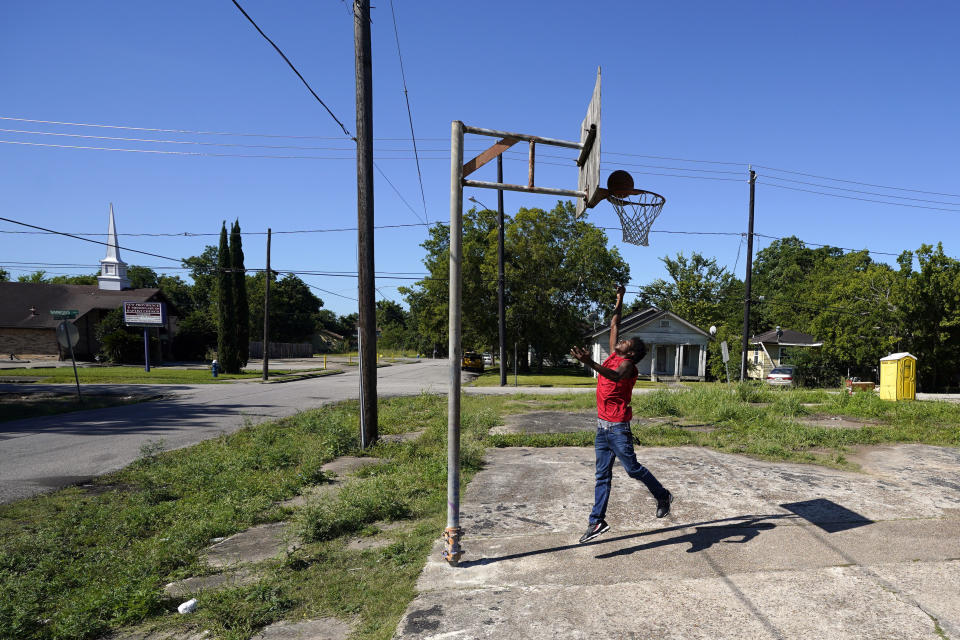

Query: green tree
[95,308,143,363]
[0,268,9,281]
[172,309,218,361]
[156,274,196,316]
[896,243,960,391]
[376,299,412,351]
[49,274,98,284]
[630,252,743,380]
[401,201,629,370]
[127,265,159,289]
[248,272,322,344]
[17,270,49,283]
[230,220,249,367]
[182,245,219,313]
[216,223,240,373]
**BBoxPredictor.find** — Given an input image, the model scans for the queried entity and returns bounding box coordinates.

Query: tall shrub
[217,222,240,373]
[230,219,249,367]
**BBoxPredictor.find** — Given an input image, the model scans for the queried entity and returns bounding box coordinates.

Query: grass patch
[2,384,958,639]
[0,392,155,422]
[0,393,496,640]
[0,367,336,385]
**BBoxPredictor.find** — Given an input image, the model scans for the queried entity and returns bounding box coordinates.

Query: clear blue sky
[2,1,957,316]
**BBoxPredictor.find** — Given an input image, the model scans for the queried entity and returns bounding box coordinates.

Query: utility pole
[355,0,377,446]
[262,228,271,381]
[497,155,507,386]
[740,168,756,381]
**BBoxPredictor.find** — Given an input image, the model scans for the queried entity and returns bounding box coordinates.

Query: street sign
[123,301,166,327]
[56,321,79,349]
[721,340,730,363]
[50,309,79,319]
[56,321,83,401]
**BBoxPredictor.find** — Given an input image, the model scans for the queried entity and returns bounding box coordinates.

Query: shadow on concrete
[461,499,875,567]
[779,498,874,533]
[595,516,780,558]
[458,514,796,568]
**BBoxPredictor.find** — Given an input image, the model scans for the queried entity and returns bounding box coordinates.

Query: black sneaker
[579,520,609,544]
[656,491,674,518]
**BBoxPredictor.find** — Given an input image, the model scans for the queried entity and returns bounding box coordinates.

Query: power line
[0,216,183,262]
[374,162,426,225]
[754,163,960,199]
[0,116,352,140]
[760,180,960,213]
[388,0,428,224]
[762,174,960,207]
[0,222,432,236]
[228,0,352,138]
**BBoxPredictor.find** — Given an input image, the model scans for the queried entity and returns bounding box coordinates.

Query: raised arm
[608,285,626,354]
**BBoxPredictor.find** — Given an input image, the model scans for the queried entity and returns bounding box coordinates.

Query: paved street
[0,359,454,504]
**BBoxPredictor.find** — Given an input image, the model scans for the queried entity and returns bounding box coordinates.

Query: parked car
[766,366,795,387]
[482,353,494,366]
[462,351,484,372]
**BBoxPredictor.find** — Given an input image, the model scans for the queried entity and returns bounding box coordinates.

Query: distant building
[584,308,710,381]
[747,328,822,379]
[0,205,177,360]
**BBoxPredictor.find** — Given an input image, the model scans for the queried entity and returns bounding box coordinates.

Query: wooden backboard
[576,68,602,217]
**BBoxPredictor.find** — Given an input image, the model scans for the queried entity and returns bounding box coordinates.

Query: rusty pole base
[442,526,463,566]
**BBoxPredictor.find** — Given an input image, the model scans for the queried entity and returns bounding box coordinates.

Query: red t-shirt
[596,353,638,422]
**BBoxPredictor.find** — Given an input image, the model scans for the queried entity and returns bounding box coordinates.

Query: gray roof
[585,307,710,340]
[0,282,162,329]
[750,328,821,346]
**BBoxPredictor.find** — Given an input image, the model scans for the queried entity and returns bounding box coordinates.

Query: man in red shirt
[571,285,673,544]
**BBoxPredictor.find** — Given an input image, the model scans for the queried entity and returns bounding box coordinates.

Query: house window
[753,348,760,364]
[659,320,670,328]
[682,347,692,367]
[779,347,790,363]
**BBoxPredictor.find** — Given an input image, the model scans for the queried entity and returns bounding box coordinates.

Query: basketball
[606,170,635,196]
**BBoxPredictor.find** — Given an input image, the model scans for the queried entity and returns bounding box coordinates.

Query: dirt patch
[798,414,881,429]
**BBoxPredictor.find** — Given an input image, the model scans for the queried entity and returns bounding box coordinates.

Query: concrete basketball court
[395,443,960,639]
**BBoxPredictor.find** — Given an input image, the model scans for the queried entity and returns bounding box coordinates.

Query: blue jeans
[589,418,667,525]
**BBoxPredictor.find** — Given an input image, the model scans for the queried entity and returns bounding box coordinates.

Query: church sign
[123,301,166,327]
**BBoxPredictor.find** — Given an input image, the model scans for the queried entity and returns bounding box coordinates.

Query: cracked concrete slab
[251,618,352,640]
[163,568,257,599]
[320,456,382,476]
[394,444,960,639]
[204,522,295,568]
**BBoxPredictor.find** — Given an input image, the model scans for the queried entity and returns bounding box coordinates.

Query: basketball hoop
[607,190,665,247]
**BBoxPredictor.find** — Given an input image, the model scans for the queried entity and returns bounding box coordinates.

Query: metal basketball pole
[740,168,756,381]
[497,155,507,387]
[444,120,465,565]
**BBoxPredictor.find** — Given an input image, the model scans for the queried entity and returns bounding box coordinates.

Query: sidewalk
[395,441,960,639]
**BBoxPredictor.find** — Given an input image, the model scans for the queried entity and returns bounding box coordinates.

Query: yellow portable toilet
[879,352,917,401]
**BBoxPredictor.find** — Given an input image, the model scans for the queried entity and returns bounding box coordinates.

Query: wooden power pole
[740,169,756,381]
[262,228,271,381]
[355,0,377,446]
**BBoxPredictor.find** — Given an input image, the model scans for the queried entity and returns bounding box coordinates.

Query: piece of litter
[210,537,226,543]
[178,598,197,614]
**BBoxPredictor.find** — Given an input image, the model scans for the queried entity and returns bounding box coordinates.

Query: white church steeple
[97,203,131,290]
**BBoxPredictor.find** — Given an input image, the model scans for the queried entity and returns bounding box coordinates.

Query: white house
[584,308,710,381]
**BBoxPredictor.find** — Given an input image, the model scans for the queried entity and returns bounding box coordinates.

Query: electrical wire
[760,180,960,213]
[0,216,183,262]
[754,163,960,199]
[388,0,428,224]
[228,0,352,138]
[761,174,960,207]
[374,163,426,224]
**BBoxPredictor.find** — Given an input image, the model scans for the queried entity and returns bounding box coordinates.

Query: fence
[248,341,313,359]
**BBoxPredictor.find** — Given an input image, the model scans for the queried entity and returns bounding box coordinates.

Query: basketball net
[607,190,666,246]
